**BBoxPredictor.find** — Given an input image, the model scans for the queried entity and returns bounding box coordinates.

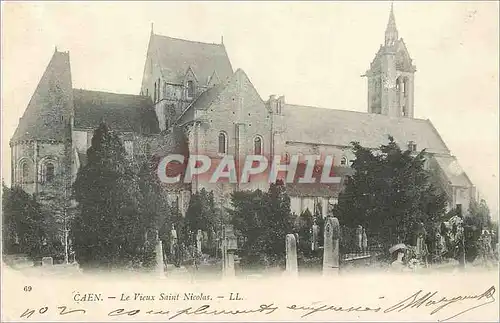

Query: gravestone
[223,225,238,278]
[312,224,319,251]
[202,231,209,247]
[155,239,165,276]
[356,225,363,252]
[286,234,298,276]
[170,228,177,255]
[362,228,368,253]
[323,217,340,276]
[42,257,53,266]
[196,230,203,254]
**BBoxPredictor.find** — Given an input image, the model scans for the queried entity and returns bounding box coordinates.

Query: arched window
[45,163,55,183]
[218,132,227,154]
[21,163,29,182]
[154,82,157,102]
[254,136,263,155]
[340,156,348,166]
[163,81,167,98]
[187,80,195,99]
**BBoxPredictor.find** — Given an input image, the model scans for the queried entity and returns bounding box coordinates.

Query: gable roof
[73,89,159,134]
[176,83,225,125]
[175,69,263,126]
[150,34,233,85]
[282,105,450,154]
[11,51,74,143]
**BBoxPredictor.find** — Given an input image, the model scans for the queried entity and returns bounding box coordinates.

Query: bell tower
[365,3,417,118]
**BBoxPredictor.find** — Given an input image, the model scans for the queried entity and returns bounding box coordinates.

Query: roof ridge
[284,103,431,122]
[153,33,224,47]
[424,118,451,153]
[73,88,148,98]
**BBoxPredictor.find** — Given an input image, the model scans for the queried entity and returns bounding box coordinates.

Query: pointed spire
[385,2,398,46]
[150,22,154,35]
[221,35,224,45]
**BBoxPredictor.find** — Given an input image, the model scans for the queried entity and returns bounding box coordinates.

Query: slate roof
[73,89,159,134]
[282,105,450,155]
[433,155,472,187]
[151,34,233,84]
[11,51,73,142]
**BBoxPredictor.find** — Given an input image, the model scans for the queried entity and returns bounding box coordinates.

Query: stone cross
[196,229,202,254]
[285,233,298,276]
[323,217,340,276]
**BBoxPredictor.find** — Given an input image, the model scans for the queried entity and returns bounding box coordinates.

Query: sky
[1,1,498,218]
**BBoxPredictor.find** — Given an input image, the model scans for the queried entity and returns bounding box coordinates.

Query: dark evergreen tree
[137,156,172,269]
[185,189,217,234]
[2,184,46,259]
[297,208,313,255]
[71,122,145,269]
[468,199,492,230]
[230,180,294,267]
[334,136,447,249]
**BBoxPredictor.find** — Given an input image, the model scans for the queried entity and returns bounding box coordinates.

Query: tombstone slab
[155,240,165,277]
[286,234,298,277]
[222,225,238,278]
[42,257,53,266]
[196,229,203,254]
[323,217,340,276]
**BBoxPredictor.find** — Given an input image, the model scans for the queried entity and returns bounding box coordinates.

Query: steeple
[385,2,398,46]
[365,2,416,118]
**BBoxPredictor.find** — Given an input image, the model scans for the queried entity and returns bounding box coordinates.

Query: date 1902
[20,306,86,319]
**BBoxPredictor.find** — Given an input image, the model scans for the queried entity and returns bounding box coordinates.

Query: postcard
[2,1,499,322]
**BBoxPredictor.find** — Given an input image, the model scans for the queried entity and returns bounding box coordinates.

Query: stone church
[10,5,475,220]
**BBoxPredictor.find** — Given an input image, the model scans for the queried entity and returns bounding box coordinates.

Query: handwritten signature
[19,286,496,321]
[383,285,496,322]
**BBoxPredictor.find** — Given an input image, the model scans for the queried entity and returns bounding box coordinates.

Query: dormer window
[187,80,195,99]
[340,156,348,166]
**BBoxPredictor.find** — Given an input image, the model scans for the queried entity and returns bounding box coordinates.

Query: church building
[10,5,475,220]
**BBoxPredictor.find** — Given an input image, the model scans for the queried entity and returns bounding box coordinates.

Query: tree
[230,180,295,267]
[334,136,447,249]
[2,184,46,259]
[136,157,172,268]
[468,199,491,230]
[185,189,218,234]
[297,208,313,255]
[71,122,145,269]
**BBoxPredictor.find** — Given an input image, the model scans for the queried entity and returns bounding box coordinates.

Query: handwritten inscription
[19,286,496,321]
